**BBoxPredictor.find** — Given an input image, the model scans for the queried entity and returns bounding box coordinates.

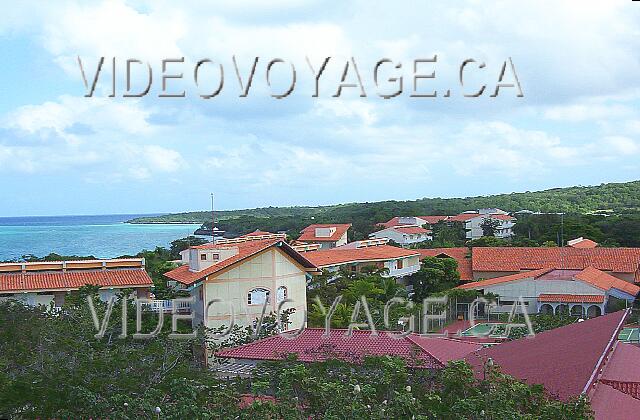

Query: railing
[387,264,420,277]
[141,299,191,313]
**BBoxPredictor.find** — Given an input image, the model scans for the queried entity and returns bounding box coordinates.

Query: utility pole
[211,193,215,243]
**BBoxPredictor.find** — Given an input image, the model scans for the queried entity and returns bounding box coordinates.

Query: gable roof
[417,248,473,281]
[457,267,552,289]
[164,239,319,285]
[216,328,482,368]
[465,309,629,401]
[418,215,450,224]
[298,224,352,242]
[568,237,598,248]
[303,245,419,268]
[472,246,640,278]
[241,230,277,237]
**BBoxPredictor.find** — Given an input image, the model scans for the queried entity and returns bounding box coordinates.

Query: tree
[409,257,460,302]
[480,217,502,237]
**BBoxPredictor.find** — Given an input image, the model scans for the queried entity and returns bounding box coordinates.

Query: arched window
[247,288,270,305]
[277,286,287,302]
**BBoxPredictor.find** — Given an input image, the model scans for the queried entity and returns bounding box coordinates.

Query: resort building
[458,267,640,317]
[379,209,516,240]
[297,223,351,249]
[0,259,153,308]
[369,225,432,247]
[165,238,319,333]
[471,246,640,283]
[301,242,421,279]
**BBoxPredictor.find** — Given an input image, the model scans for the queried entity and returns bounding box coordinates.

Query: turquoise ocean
[0,214,202,261]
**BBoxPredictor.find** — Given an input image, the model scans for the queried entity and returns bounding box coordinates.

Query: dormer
[188,246,239,272]
[315,227,337,238]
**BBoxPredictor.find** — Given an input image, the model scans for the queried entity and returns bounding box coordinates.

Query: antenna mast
[211,193,215,243]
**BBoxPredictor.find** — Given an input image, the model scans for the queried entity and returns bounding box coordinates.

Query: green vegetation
[128,180,640,246]
[408,256,461,302]
[0,300,593,419]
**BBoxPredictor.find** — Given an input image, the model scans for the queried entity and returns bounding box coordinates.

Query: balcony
[140,299,192,313]
[387,264,420,278]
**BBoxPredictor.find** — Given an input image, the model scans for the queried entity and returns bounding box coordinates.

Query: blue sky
[1,0,639,217]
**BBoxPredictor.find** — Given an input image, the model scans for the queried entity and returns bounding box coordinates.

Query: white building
[458,266,639,317]
[369,225,432,247]
[448,210,516,240]
[302,242,421,279]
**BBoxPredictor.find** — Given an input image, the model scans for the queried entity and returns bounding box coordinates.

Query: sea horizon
[0,214,203,261]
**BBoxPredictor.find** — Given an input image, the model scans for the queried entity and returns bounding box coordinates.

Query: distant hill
[129,180,640,228]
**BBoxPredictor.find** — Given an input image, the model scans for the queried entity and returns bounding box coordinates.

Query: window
[277,286,287,302]
[212,253,220,260]
[200,254,207,261]
[248,288,270,305]
[396,259,403,269]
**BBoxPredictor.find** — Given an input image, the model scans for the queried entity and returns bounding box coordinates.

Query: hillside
[128,180,640,227]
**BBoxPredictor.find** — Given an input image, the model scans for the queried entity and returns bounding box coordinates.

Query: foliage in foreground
[0,300,593,419]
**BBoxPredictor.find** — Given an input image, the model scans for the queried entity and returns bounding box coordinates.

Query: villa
[0,259,153,308]
[369,225,432,247]
[297,223,351,249]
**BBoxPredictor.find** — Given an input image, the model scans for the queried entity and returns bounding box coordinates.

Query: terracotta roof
[459,266,640,296]
[465,309,629,401]
[457,268,552,289]
[164,239,318,285]
[574,266,640,296]
[217,328,481,368]
[568,237,598,248]
[538,294,604,303]
[303,245,419,268]
[446,213,481,222]
[298,224,351,242]
[417,248,473,281]
[394,226,432,235]
[471,246,640,277]
[0,269,152,293]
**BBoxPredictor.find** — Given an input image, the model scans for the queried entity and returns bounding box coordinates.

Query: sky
[0,0,639,217]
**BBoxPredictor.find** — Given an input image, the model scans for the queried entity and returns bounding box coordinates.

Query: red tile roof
[417,248,473,281]
[298,224,351,242]
[472,246,640,278]
[303,245,419,268]
[394,226,432,235]
[538,294,604,303]
[465,309,629,401]
[164,239,318,285]
[0,269,152,293]
[217,328,482,367]
[568,237,598,248]
[447,213,515,222]
[575,266,640,296]
[459,266,640,296]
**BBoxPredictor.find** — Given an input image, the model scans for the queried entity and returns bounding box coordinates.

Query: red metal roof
[538,294,604,303]
[164,239,318,285]
[472,246,640,276]
[303,245,419,268]
[216,328,482,367]
[417,248,473,281]
[465,309,629,401]
[298,224,351,242]
[0,269,152,293]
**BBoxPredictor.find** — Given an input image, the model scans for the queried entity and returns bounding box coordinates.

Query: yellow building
[165,238,319,333]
